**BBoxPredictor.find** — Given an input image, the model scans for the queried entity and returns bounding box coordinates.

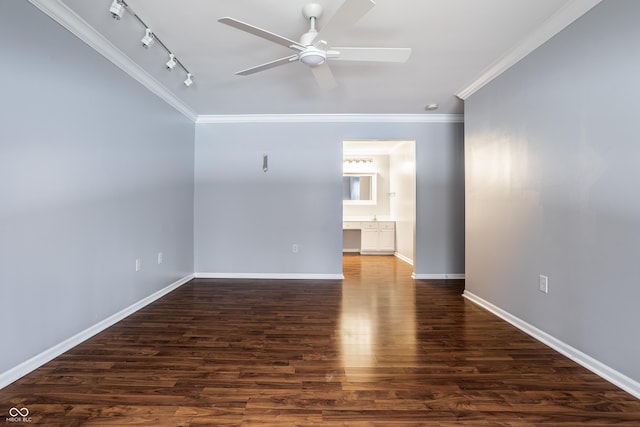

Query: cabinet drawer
[379,222,395,230]
[343,221,361,229]
[361,222,379,230]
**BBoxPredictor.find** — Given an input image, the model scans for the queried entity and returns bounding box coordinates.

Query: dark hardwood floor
[2,255,639,425]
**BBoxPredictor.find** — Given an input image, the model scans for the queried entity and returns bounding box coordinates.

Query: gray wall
[0,2,195,374]
[194,123,343,275]
[416,123,465,275]
[195,121,464,276]
[465,0,640,382]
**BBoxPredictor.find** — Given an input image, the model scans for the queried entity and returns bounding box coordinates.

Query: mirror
[343,173,376,204]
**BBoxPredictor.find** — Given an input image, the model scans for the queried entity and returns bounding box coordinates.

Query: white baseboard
[412,273,465,279]
[195,272,344,280]
[463,290,640,400]
[0,274,194,390]
[394,252,414,266]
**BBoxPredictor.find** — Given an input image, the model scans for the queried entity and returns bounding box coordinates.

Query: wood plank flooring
[2,255,639,425]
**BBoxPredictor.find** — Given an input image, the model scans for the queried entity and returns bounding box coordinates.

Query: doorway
[342,140,416,273]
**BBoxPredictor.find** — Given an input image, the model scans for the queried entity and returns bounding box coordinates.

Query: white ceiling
[50,0,598,117]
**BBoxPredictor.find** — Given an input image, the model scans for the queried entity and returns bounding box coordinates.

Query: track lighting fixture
[109,1,194,87]
[166,54,177,70]
[141,28,154,48]
[109,0,124,20]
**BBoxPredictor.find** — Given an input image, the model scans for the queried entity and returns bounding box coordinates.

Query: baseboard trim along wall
[394,252,414,266]
[463,290,640,400]
[412,273,465,280]
[195,273,344,280]
[0,274,194,390]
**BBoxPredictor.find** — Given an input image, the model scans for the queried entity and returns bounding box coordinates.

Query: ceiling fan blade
[329,47,412,62]
[314,0,375,44]
[236,55,298,76]
[219,17,304,51]
[310,62,337,90]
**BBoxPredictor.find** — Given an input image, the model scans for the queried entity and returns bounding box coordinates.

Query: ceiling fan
[218,0,412,89]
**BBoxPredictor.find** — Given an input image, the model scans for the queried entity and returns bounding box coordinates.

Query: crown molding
[28,0,198,122]
[456,0,602,100]
[196,114,464,124]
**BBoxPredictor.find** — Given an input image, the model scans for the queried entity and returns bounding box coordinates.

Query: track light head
[166,54,177,70]
[184,73,193,87]
[109,0,124,20]
[141,28,154,48]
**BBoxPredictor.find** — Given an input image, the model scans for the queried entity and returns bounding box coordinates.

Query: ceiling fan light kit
[299,48,327,66]
[219,0,412,89]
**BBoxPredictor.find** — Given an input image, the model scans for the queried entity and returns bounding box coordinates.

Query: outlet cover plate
[539,275,549,294]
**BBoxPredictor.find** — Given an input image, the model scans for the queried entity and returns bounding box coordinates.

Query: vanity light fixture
[344,159,373,166]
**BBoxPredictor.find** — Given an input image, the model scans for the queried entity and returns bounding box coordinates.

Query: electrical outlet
[135,258,141,272]
[157,252,163,265]
[292,244,299,253]
[539,275,549,294]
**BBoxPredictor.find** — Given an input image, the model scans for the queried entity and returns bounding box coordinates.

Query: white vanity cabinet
[378,222,396,252]
[361,221,395,254]
[361,223,379,252]
[343,220,395,255]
